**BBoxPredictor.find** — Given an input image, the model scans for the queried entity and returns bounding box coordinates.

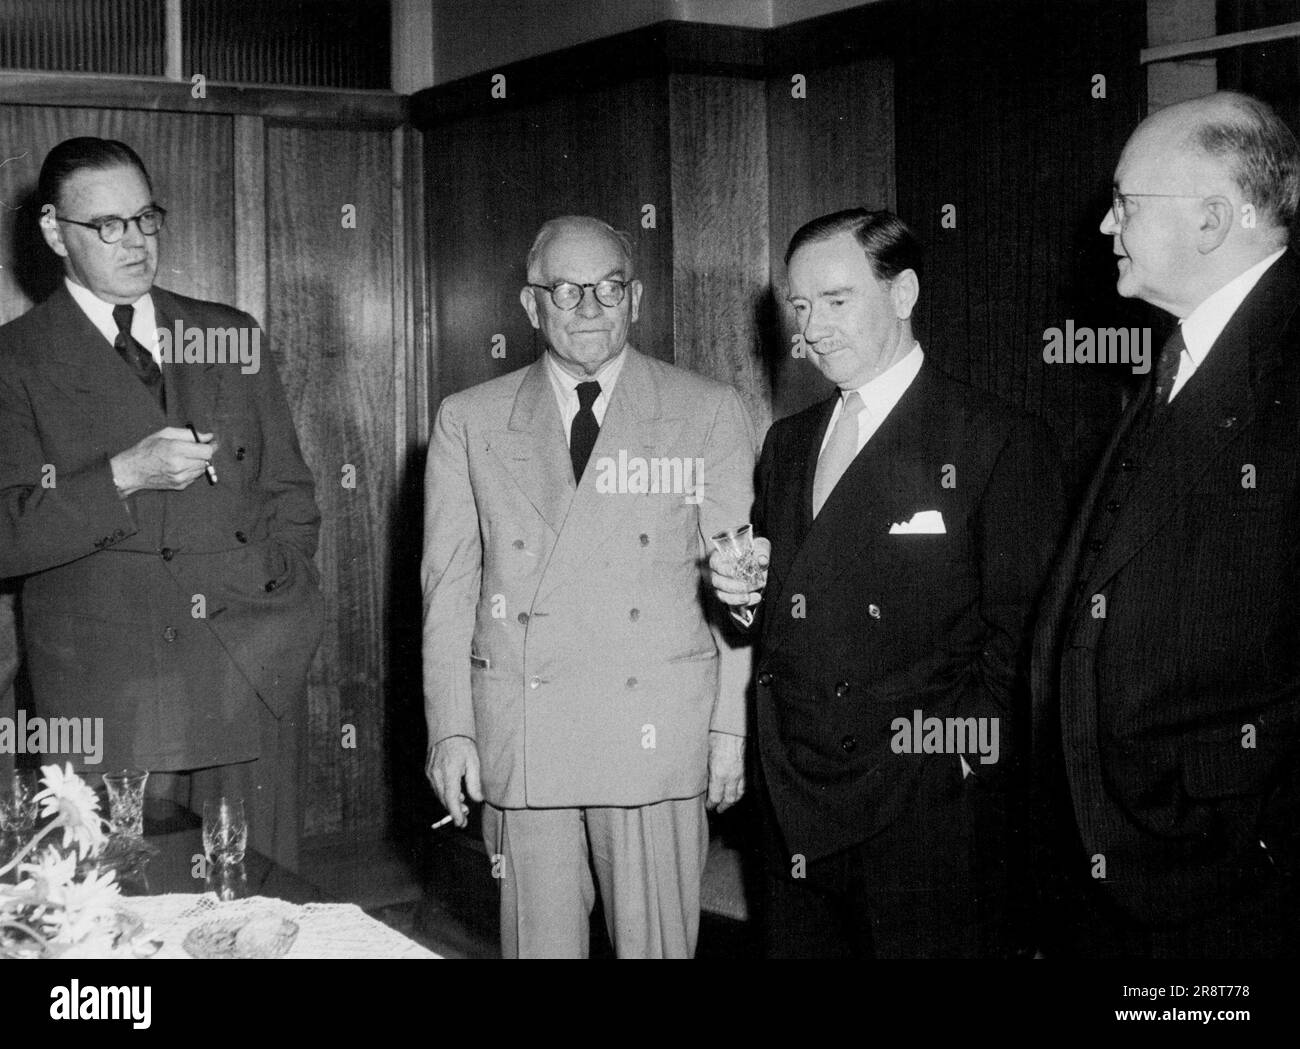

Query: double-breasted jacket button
[868,604,881,620]
[1119,458,1135,471]
[834,681,850,698]
[161,547,174,561]
[513,540,525,550]
[517,612,529,625]
[264,579,278,592]
[629,608,640,621]
[235,447,246,461]
[840,735,857,753]
[757,671,773,687]
[1105,499,1121,513]
[163,626,178,642]
[529,676,541,690]
[639,534,650,546]
[626,677,638,688]
[235,531,247,543]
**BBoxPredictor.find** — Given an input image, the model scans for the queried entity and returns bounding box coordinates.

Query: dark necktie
[1152,326,1185,412]
[111,303,165,410]
[570,380,601,482]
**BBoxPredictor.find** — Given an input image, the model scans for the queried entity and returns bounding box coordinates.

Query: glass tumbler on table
[102,768,149,839]
[202,796,248,866]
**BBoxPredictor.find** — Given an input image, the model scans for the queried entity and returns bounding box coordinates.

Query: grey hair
[1188,91,1300,231]
[525,215,635,282]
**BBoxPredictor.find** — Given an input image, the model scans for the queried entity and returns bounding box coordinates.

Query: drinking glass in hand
[710,523,766,626]
[202,797,248,865]
[102,768,149,839]
[0,770,39,837]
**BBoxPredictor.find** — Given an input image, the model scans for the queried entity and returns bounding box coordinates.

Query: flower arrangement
[0,764,123,958]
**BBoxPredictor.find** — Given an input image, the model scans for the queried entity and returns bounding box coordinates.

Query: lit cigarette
[185,421,219,485]
[430,815,454,830]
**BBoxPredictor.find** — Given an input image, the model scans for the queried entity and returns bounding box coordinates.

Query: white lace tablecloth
[120,893,439,959]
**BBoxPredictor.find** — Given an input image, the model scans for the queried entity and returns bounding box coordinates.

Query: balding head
[1102,91,1297,315]
[1139,91,1300,235]
[525,215,635,283]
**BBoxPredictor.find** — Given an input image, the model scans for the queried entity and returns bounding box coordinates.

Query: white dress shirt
[545,346,628,447]
[818,341,924,458]
[65,277,161,365]
[1172,248,1286,401]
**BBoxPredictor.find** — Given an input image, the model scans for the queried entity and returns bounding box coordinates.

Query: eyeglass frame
[526,279,633,310]
[1110,187,1207,227]
[54,205,168,245]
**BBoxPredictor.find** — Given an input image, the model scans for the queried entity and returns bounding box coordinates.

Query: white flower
[33,763,106,857]
[16,848,77,898]
[51,866,119,943]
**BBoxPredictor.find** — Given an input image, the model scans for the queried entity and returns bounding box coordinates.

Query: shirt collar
[545,345,628,400]
[840,341,924,416]
[64,277,158,351]
[1180,248,1286,368]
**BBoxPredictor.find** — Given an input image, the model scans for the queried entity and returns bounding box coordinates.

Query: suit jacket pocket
[1182,743,1273,800]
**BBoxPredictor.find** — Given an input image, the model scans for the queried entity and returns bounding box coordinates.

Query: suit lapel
[1083,252,1300,596]
[488,356,575,536]
[537,349,675,602]
[766,366,932,653]
[152,288,221,428]
[42,284,167,438]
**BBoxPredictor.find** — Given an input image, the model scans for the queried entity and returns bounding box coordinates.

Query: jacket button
[1119,458,1135,471]
[264,579,278,592]
[834,681,850,698]
[868,604,881,620]
[235,447,246,461]
[626,677,638,688]
[1106,500,1121,513]
[161,547,174,561]
[629,608,640,621]
[163,626,178,642]
[517,612,529,625]
[513,540,525,550]
[235,531,247,543]
[530,676,541,689]
[840,735,857,753]
[639,534,650,546]
[757,671,773,687]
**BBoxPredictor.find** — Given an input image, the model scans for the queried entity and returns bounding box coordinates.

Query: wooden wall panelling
[265,125,397,842]
[232,114,266,323]
[0,104,235,323]
[764,56,896,421]
[423,75,673,408]
[668,72,773,438]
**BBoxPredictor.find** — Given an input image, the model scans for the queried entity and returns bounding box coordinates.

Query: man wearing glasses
[422,215,755,957]
[1033,92,1300,957]
[0,137,323,871]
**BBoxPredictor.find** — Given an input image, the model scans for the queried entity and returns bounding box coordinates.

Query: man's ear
[1196,195,1234,255]
[628,279,642,324]
[891,269,919,320]
[38,203,68,258]
[520,285,541,329]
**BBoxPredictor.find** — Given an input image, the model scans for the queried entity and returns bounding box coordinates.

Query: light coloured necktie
[812,390,865,517]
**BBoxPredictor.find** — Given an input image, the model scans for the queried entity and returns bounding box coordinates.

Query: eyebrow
[786,285,856,303]
[79,204,161,223]
[547,268,626,284]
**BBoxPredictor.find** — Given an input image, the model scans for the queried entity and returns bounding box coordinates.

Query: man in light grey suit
[421,215,756,958]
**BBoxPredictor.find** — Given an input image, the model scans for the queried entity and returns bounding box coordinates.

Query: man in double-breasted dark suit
[713,208,1065,957]
[0,137,322,870]
[1033,92,1300,958]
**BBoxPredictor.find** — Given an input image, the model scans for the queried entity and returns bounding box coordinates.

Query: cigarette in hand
[430,815,454,830]
[185,421,218,485]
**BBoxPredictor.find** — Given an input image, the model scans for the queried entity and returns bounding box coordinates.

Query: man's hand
[425,735,483,828]
[707,731,745,813]
[708,536,770,608]
[109,427,217,498]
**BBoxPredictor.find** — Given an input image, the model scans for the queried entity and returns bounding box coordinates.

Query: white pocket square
[889,510,946,534]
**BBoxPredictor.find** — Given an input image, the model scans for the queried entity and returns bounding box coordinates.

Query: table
[93,799,439,959]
